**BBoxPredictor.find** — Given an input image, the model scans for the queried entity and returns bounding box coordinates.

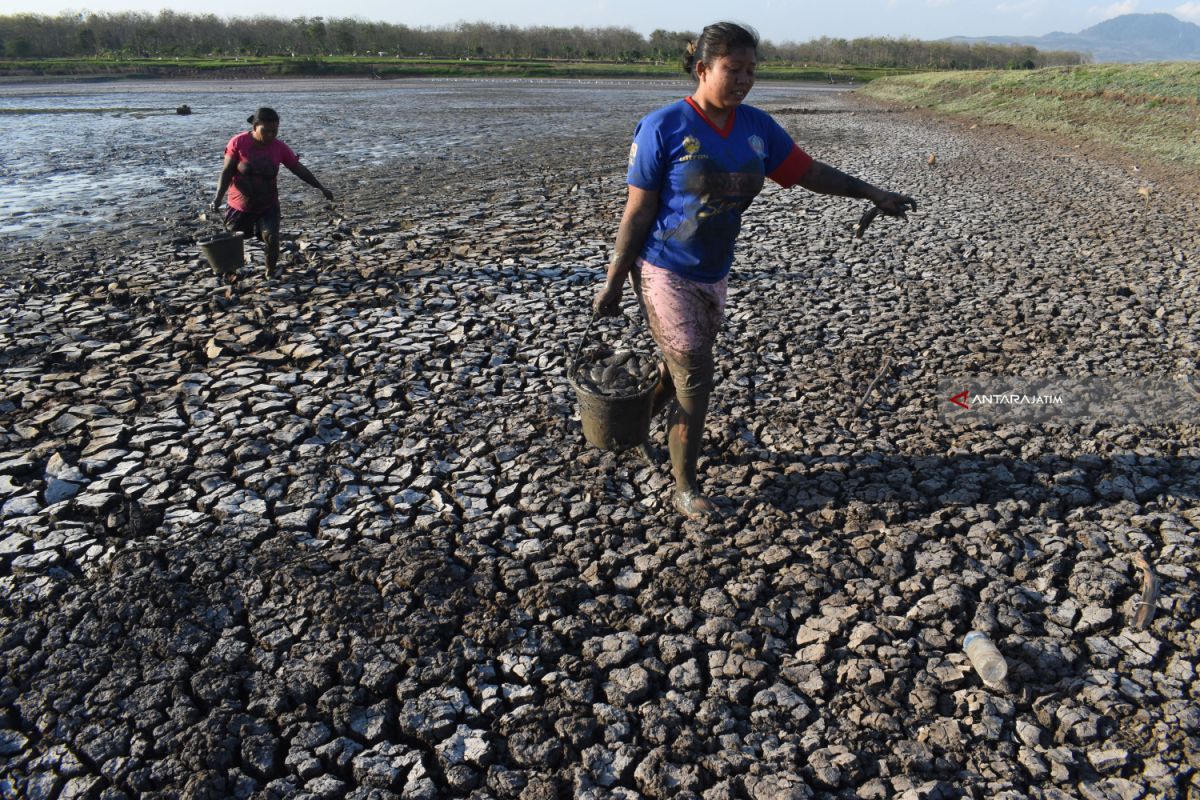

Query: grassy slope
[858,63,1200,168]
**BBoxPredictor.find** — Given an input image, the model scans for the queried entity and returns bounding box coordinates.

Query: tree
[76,27,96,55]
[0,12,1087,66]
[292,16,327,54]
[648,28,690,62]
[7,36,32,57]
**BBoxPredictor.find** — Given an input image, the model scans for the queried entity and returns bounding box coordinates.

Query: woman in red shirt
[212,107,334,279]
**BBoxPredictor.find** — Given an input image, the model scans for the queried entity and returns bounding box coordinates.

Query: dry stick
[847,354,894,424]
[1132,552,1160,630]
[845,202,905,425]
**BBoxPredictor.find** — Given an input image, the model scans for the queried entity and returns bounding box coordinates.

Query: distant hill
[948,13,1200,62]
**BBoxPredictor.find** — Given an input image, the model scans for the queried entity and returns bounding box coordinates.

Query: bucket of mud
[569,312,657,452]
[569,374,654,452]
[198,231,244,276]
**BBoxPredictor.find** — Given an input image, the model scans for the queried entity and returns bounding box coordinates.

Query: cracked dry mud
[1,85,1198,799]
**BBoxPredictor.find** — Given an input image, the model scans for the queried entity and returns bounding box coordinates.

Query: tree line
[0,12,1085,69]
[765,36,1083,70]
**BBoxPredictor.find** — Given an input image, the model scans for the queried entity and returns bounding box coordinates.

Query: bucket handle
[569,305,650,379]
[569,312,597,377]
[199,206,235,243]
[203,204,225,230]
[573,269,652,375]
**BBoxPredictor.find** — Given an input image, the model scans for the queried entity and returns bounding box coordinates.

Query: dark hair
[683,22,759,80]
[247,107,280,127]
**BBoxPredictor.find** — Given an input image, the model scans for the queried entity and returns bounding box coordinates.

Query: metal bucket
[569,373,654,452]
[198,231,245,276]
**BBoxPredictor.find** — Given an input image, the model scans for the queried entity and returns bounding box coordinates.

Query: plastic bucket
[569,373,654,452]
[198,231,245,276]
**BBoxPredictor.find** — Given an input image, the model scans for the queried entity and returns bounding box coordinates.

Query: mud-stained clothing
[633,259,727,398]
[626,97,812,283]
[224,133,300,213]
[224,204,281,244]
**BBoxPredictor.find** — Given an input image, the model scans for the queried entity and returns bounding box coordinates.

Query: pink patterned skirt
[633,259,728,398]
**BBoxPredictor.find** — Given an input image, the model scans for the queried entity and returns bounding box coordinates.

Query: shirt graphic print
[627,98,812,283]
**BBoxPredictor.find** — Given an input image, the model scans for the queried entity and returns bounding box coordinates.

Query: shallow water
[0,77,849,241]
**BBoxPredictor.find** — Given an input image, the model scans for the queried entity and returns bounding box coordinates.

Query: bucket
[198,231,245,276]
[569,373,654,452]
[568,310,655,452]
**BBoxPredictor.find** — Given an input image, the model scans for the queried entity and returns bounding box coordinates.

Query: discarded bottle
[963,630,1008,686]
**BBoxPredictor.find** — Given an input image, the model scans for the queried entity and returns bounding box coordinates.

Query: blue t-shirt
[627,98,812,283]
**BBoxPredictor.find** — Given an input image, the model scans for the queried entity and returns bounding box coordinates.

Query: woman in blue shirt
[594,21,916,521]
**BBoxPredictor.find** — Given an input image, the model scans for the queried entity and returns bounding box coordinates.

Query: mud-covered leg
[669,386,716,520]
[264,231,280,278]
[261,209,282,278]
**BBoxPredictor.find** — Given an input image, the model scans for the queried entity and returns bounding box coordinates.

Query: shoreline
[0,59,887,85]
[0,73,858,93]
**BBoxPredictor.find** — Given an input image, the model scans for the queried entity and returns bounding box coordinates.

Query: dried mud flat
[1,88,1199,800]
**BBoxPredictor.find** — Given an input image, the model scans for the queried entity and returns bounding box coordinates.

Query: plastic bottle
[963,630,1008,686]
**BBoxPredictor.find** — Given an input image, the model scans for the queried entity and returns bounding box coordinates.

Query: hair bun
[682,40,699,75]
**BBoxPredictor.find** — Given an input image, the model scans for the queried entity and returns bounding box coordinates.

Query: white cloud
[1175,2,1200,21]
[1087,1,1138,18]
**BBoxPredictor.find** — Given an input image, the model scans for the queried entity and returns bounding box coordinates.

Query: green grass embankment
[858,63,1200,169]
[0,55,912,83]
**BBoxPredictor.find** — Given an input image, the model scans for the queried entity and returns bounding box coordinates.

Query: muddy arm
[594,185,659,316]
[799,160,917,221]
[212,154,237,211]
[798,160,886,202]
[287,162,334,200]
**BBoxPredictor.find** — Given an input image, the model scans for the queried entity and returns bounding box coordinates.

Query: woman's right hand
[593,279,624,317]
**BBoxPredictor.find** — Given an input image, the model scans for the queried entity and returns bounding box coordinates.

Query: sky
[5,0,1200,41]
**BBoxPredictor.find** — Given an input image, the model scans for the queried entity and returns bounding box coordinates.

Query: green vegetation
[0,54,912,83]
[859,63,1200,168]
[0,11,1082,73]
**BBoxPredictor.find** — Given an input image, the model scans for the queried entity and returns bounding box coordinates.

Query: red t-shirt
[224,132,300,212]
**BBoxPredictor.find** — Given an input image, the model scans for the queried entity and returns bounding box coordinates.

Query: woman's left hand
[321,188,335,202]
[873,191,917,218]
